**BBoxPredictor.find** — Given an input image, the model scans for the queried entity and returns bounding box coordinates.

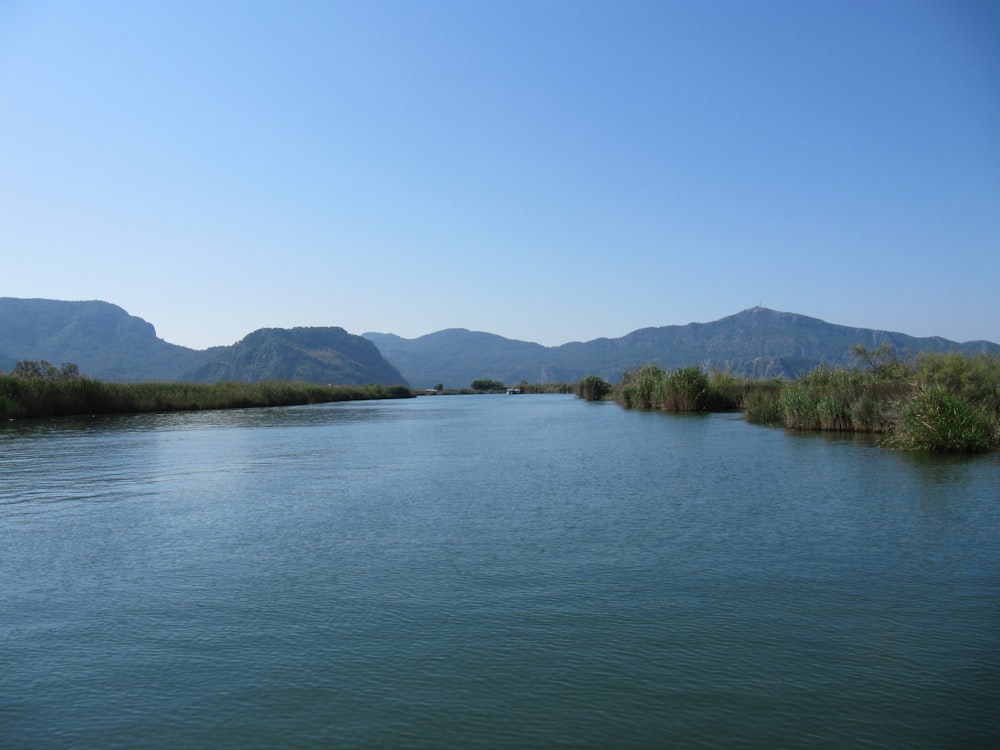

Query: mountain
[366,308,1000,387]
[0,298,208,380]
[184,327,408,385]
[5,298,996,389]
[0,298,408,386]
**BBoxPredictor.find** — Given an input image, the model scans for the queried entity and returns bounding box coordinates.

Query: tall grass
[890,385,995,453]
[612,351,1000,453]
[0,376,414,420]
[761,366,901,433]
[744,353,1000,452]
[660,367,709,412]
[618,365,774,414]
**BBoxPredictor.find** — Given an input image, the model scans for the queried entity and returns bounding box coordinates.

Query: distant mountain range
[2,297,997,387]
[0,298,407,386]
[365,307,1000,388]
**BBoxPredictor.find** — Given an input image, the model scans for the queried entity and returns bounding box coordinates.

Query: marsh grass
[613,351,1000,453]
[889,385,996,453]
[0,376,413,420]
[617,365,715,412]
[660,367,709,412]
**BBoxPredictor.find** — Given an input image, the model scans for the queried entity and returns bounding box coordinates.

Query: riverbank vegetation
[580,346,1000,453]
[0,361,413,420]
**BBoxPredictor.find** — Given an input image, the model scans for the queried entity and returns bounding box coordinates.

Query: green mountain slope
[0,298,209,380]
[183,327,408,385]
[0,298,408,386]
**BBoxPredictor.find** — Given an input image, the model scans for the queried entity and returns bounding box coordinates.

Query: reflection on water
[2,395,998,748]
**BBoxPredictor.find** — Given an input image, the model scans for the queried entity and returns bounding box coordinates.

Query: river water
[2,394,998,748]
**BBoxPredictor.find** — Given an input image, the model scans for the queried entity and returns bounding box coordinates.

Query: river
[2,394,998,748]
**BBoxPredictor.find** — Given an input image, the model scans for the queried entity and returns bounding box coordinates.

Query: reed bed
[611,350,1000,453]
[0,375,413,420]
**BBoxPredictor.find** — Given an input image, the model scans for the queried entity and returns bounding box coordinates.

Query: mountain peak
[0,299,408,385]
[5,298,998,388]
[367,310,1000,386]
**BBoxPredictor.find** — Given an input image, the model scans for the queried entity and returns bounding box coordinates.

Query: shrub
[471,379,505,392]
[577,375,611,401]
[915,352,1000,416]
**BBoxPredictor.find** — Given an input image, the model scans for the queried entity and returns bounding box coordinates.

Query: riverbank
[0,376,414,420]
[597,348,1000,453]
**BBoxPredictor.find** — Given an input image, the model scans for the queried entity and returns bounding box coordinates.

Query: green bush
[915,352,1000,415]
[577,375,611,401]
[470,379,505,392]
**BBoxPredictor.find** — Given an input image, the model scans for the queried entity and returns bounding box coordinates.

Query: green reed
[0,375,414,420]
[611,351,1000,453]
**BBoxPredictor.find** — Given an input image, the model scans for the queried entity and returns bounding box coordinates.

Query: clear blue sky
[2,0,998,348]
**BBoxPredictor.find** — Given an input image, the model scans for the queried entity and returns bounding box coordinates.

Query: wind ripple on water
[2,399,998,748]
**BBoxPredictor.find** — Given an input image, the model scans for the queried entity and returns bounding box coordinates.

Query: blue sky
[2,0,998,349]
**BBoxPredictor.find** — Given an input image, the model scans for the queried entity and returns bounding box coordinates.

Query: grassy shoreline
[0,376,414,420]
[579,348,1000,453]
[7,350,999,453]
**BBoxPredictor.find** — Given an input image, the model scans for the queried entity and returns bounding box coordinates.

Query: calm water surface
[2,395,998,748]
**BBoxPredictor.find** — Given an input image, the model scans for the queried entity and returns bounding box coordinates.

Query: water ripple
[2,399,998,748]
